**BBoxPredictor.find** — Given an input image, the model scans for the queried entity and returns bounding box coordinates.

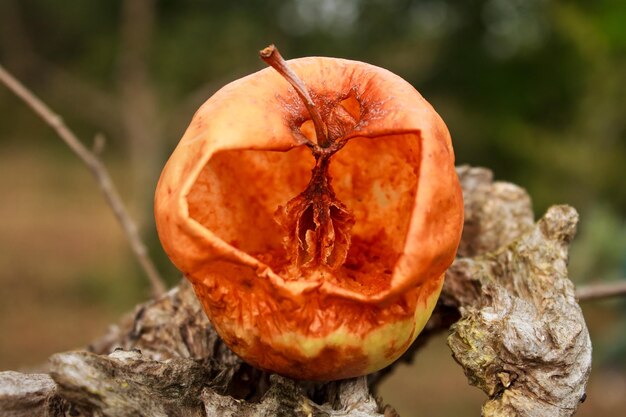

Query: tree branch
[446,167,591,417]
[0,166,593,416]
[0,64,166,298]
[576,280,626,301]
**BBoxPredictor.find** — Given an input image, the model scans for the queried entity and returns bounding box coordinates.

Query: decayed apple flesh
[188,133,419,297]
[155,57,463,380]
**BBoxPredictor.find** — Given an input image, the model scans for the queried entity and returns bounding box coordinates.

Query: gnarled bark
[0,166,592,417]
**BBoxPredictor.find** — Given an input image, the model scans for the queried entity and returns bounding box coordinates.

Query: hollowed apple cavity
[187,133,420,297]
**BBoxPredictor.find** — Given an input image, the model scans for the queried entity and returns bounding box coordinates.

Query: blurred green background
[0,0,625,415]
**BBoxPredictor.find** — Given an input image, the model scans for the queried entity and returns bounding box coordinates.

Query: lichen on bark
[445,166,592,417]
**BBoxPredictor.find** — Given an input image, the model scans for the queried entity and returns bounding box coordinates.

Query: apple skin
[154,57,463,381]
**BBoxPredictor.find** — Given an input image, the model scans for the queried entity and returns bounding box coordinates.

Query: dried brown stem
[576,280,626,301]
[0,63,166,298]
[259,44,329,148]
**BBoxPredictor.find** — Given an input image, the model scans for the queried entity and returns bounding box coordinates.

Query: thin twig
[576,280,626,301]
[0,63,166,298]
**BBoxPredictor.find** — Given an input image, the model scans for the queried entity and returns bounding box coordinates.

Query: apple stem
[260,45,330,148]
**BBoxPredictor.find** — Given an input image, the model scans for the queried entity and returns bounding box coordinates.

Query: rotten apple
[154,45,463,381]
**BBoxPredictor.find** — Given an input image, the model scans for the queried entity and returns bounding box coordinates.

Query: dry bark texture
[0,166,592,417]
[446,167,592,417]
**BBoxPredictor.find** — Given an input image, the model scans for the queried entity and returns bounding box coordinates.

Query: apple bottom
[191,273,444,381]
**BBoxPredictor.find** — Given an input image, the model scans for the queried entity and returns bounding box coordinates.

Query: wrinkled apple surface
[155,57,463,380]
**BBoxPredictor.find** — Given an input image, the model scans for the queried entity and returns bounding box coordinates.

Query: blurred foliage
[1,0,625,211]
[2,0,625,206]
[0,0,625,405]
